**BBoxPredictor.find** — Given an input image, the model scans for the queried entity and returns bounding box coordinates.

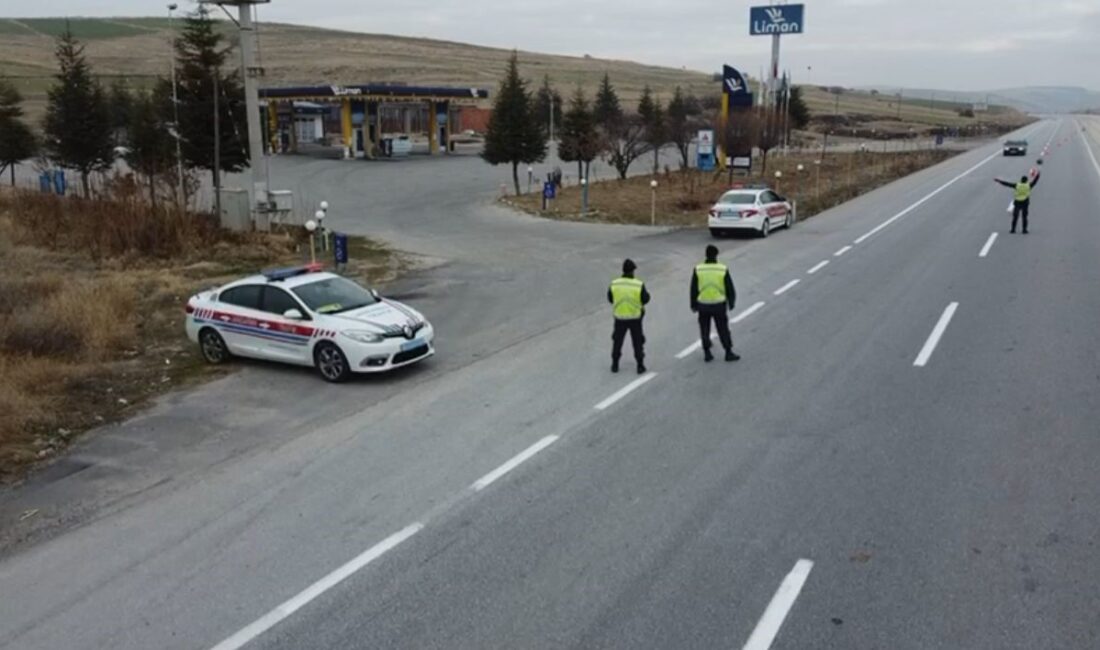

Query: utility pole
[201,0,269,221]
[213,71,221,220]
[167,3,185,207]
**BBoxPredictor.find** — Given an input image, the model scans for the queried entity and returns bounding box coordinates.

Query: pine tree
[167,6,248,193]
[558,86,599,181]
[482,51,547,195]
[126,88,176,205]
[107,78,134,146]
[788,85,810,131]
[593,73,623,130]
[637,86,665,173]
[533,75,563,138]
[43,26,114,196]
[0,80,37,185]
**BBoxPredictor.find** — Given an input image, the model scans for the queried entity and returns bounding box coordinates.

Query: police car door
[214,285,265,358]
[255,286,314,364]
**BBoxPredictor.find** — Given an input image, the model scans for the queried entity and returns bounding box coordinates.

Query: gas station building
[260,84,490,159]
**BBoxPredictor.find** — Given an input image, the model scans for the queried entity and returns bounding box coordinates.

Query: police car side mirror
[283,308,304,320]
[370,289,381,301]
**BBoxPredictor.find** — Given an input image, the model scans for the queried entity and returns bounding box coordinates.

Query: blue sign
[53,169,66,196]
[542,181,556,200]
[333,232,348,265]
[750,4,805,36]
[723,65,755,107]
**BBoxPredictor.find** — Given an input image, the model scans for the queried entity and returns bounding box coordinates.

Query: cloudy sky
[10,0,1099,91]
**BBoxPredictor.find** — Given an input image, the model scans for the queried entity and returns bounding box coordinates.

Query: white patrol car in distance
[185,264,434,382]
[707,184,795,238]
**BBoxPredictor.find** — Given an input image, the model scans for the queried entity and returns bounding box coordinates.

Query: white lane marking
[471,435,559,491]
[853,149,1003,245]
[731,301,766,324]
[594,372,657,410]
[209,523,423,650]
[978,232,998,258]
[834,245,852,257]
[741,559,815,650]
[675,340,703,359]
[676,302,765,359]
[807,260,829,274]
[913,302,959,367]
[773,279,800,296]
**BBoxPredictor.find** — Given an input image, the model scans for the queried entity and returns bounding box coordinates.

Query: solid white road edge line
[852,151,1001,245]
[834,245,852,257]
[1080,126,1100,182]
[594,372,657,410]
[208,523,424,650]
[979,232,998,258]
[773,279,800,296]
[913,302,959,367]
[471,436,559,491]
[741,559,815,650]
[807,260,829,274]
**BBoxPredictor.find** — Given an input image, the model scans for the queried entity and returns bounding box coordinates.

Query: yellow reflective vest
[1014,182,1031,202]
[610,277,644,320]
[695,262,728,305]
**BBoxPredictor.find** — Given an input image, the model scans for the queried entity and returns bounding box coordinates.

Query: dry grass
[506,149,955,227]
[0,190,403,481]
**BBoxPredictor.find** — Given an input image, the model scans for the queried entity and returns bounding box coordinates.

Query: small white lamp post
[649,179,658,226]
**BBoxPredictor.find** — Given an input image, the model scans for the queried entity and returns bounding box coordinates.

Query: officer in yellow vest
[995,171,1040,234]
[690,245,739,362]
[608,259,650,374]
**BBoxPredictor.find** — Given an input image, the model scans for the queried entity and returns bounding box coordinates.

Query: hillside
[2,16,1029,135]
[0,16,714,123]
[860,85,1100,114]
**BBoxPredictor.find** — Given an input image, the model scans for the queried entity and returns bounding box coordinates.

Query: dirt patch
[505,149,956,227]
[0,189,405,482]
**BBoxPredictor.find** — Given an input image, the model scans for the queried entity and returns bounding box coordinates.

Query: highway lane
[221,119,1099,649]
[3,120,1084,649]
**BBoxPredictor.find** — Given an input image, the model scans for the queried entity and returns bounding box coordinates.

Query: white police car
[707,184,794,238]
[185,264,434,382]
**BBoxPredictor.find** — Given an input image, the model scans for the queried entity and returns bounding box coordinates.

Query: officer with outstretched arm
[994,170,1040,234]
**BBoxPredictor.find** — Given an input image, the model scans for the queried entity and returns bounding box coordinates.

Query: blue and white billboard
[723,65,755,107]
[750,4,805,36]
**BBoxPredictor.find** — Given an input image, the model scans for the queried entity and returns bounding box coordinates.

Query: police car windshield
[291,277,377,315]
[719,192,757,204]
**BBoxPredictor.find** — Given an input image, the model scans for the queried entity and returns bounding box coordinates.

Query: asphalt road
[3,118,1099,649]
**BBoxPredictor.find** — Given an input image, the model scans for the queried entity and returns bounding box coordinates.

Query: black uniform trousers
[611,317,645,363]
[1011,199,1029,232]
[697,304,733,352]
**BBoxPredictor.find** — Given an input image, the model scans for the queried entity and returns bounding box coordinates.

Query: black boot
[725,350,740,362]
[611,360,619,373]
[637,362,646,374]
[703,349,714,362]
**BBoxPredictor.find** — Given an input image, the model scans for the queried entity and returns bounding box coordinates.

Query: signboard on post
[749,4,805,35]
[697,130,715,155]
[697,129,716,171]
[722,65,755,108]
[731,155,753,170]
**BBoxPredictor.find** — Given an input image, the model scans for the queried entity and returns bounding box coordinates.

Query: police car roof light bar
[262,262,323,282]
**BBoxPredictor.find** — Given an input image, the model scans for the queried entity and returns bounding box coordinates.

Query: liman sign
[750,4,805,35]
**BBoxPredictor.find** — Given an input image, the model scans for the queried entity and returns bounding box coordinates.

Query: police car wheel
[760,218,770,238]
[314,342,351,383]
[199,328,230,364]
[785,211,793,228]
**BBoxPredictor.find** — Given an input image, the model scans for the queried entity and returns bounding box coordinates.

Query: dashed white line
[913,302,959,367]
[209,523,424,650]
[852,149,1004,245]
[807,260,829,274]
[773,279,800,296]
[978,232,998,258]
[471,435,559,491]
[731,301,766,324]
[594,372,657,410]
[741,559,815,650]
[834,245,852,257]
[675,340,703,359]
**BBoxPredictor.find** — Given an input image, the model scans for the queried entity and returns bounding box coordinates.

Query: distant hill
[860,85,1100,114]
